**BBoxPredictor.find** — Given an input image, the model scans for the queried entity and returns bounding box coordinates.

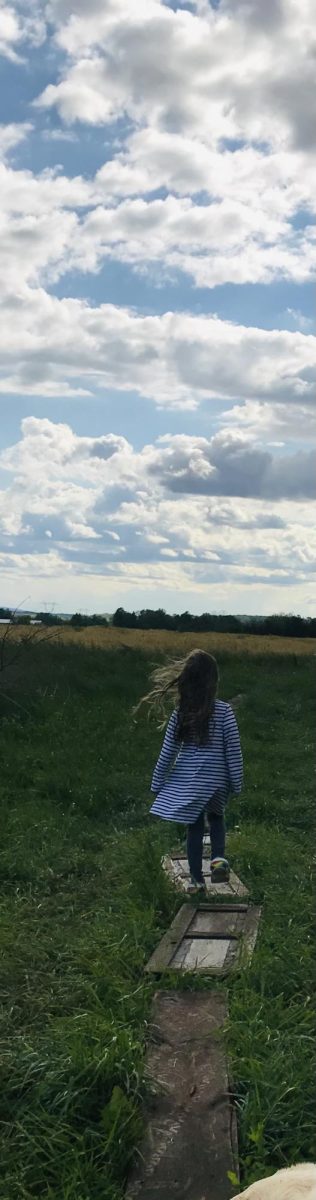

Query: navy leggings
[187,810,225,882]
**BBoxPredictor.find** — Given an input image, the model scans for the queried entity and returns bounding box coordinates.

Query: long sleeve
[151,710,178,794]
[223,705,243,794]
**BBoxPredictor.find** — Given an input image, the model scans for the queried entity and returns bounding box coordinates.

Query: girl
[138,649,243,893]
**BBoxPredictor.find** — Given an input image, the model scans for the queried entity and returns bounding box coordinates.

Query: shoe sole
[211,871,230,883]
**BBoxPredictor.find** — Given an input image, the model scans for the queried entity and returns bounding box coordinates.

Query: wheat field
[6,624,315,655]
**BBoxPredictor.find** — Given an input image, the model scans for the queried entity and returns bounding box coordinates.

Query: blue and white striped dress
[150,701,243,824]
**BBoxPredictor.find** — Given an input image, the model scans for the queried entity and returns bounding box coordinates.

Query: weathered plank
[236,905,262,970]
[172,936,231,971]
[144,904,196,973]
[162,853,248,899]
[145,903,261,976]
[126,991,239,1200]
[190,909,243,935]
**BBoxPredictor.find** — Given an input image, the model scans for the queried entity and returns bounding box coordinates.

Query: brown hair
[134,649,219,744]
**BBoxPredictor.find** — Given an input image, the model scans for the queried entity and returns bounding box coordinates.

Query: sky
[0,0,315,617]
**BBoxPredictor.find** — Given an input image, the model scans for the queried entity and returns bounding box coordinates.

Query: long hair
[134,649,219,744]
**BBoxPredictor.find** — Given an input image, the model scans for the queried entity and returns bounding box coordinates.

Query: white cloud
[28,0,316,290]
[0,2,24,60]
[67,195,316,288]
[1,132,315,295]
[1,1,315,614]
[286,308,315,334]
[148,431,316,500]
[95,128,316,218]
[1,0,316,299]
[1,420,315,602]
[0,1,45,60]
[0,122,33,156]
[36,0,316,160]
[0,290,315,415]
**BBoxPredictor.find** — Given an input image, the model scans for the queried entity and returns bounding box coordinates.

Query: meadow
[0,634,315,1199]
[3,622,316,655]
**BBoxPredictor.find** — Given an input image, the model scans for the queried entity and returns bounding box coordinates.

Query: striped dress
[150,700,243,824]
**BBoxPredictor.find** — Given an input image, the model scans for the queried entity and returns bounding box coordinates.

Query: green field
[0,641,315,1198]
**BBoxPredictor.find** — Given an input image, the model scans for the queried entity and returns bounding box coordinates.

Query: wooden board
[163,852,249,898]
[145,902,261,975]
[126,991,239,1200]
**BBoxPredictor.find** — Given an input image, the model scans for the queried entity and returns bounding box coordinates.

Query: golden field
[4,624,316,655]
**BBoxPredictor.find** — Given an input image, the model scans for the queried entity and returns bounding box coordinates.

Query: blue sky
[0,0,315,616]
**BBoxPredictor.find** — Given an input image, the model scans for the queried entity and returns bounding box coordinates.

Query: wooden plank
[189,910,243,936]
[145,904,261,976]
[182,931,239,941]
[163,853,248,898]
[197,903,249,913]
[236,905,262,970]
[145,902,241,974]
[171,936,231,971]
[126,991,239,1200]
[145,904,196,973]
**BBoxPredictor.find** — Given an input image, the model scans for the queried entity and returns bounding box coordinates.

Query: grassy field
[4,622,316,655]
[0,638,315,1198]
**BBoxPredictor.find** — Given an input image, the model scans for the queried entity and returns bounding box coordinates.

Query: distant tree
[72,604,315,638]
[112,607,137,628]
[138,608,175,630]
[69,613,89,629]
[0,607,12,620]
[90,614,108,626]
[260,613,312,638]
[175,611,196,632]
[35,611,62,626]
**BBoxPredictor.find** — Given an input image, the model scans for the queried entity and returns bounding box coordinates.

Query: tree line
[113,607,316,638]
[1,606,315,638]
[0,609,108,628]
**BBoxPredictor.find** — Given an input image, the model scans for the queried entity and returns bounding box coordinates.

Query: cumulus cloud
[0,1,45,60]
[59,195,316,289]
[149,432,316,500]
[0,291,315,415]
[27,1,316,290]
[1,1,315,612]
[1,144,315,293]
[2,2,316,297]
[38,0,315,152]
[1,420,315,600]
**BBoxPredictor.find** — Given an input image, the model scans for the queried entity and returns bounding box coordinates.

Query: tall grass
[0,644,315,1196]
[3,622,316,655]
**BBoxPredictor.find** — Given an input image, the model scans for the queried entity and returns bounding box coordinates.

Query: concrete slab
[126,991,238,1200]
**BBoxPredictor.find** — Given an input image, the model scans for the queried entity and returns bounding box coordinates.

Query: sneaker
[187,875,206,895]
[210,857,230,883]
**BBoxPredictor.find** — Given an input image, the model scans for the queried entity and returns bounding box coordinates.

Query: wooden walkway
[126,851,261,1199]
[127,992,239,1200]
